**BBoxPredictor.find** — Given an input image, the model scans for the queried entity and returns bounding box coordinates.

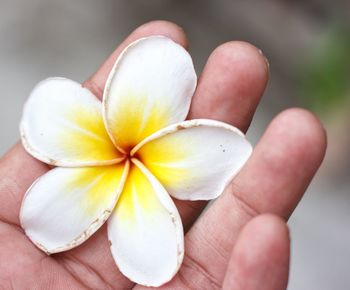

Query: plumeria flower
[19,36,253,287]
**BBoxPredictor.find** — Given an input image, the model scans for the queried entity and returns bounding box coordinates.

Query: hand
[0,21,326,290]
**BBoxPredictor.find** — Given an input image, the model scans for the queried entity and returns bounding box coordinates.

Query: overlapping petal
[108,159,184,287]
[103,36,197,152]
[20,162,129,254]
[21,78,124,167]
[133,119,253,200]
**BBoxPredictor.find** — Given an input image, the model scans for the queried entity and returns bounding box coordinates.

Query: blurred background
[1,0,349,289]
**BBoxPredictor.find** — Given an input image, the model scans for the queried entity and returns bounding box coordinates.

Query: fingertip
[270,108,327,171]
[190,41,269,130]
[236,107,327,218]
[234,214,290,272]
[223,214,290,290]
[242,214,290,251]
[278,108,327,146]
[130,20,188,49]
[211,41,269,78]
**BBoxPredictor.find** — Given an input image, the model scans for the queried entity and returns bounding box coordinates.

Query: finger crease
[228,182,260,219]
[180,252,221,290]
[58,254,115,290]
[177,270,196,290]
[0,176,25,229]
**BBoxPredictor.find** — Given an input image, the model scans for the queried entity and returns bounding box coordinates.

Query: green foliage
[301,26,350,115]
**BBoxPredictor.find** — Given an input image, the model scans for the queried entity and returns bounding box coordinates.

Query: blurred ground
[1,0,349,289]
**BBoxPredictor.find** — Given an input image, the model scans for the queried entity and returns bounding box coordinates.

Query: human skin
[0,21,327,290]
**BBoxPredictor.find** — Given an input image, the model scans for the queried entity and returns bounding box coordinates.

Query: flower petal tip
[20,77,124,167]
[107,159,184,287]
[20,163,129,254]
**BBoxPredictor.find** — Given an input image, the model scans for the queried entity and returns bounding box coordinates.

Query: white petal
[103,36,197,152]
[133,119,253,200]
[20,162,129,254]
[108,159,184,287]
[21,77,124,167]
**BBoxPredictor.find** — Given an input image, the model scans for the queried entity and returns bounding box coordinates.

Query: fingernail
[257,48,270,70]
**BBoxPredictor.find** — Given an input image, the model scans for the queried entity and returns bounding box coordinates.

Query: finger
[176,41,268,230]
[188,41,268,131]
[0,143,48,225]
[222,214,290,290]
[164,108,326,289]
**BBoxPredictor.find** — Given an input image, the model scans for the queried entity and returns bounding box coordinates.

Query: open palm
[0,21,326,290]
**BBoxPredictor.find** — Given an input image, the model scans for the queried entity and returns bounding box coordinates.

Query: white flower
[19,36,252,287]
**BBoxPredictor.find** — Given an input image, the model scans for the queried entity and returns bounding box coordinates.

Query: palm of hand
[0,21,326,290]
